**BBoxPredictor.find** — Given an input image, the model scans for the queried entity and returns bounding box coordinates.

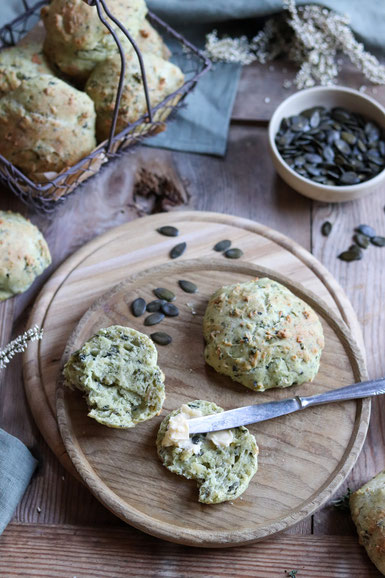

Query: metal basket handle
[83,0,153,154]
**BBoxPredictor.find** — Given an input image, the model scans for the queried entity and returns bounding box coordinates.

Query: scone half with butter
[63,325,165,428]
[203,278,325,392]
[157,400,259,504]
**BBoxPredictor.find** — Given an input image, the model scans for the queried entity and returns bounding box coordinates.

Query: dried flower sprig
[204,1,385,90]
[0,325,43,370]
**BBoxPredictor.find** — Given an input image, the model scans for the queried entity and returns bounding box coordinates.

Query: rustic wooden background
[0,59,385,576]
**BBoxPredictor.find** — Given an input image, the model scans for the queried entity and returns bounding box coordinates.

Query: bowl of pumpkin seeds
[268,86,385,203]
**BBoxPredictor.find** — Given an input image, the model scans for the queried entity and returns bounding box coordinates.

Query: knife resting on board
[187,377,385,434]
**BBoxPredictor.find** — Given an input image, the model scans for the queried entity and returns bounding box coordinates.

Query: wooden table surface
[1,59,385,577]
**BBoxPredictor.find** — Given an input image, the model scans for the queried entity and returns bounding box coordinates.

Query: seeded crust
[0,42,52,97]
[350,471,385,575]
[85,52,184,141]
[0,74,96,179]
[0,211,51,301]
[63,325,166,428]
[41,0,147,81]
[203,279,324,392]
[157,400,259,504]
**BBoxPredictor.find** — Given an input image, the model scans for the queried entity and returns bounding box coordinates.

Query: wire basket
[0,0,211,213]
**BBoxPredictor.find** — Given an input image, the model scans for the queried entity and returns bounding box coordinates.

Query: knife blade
[187,377,385,434]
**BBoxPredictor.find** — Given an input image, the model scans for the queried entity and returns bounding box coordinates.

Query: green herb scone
[63,325,166,428]
[203,279,324,392]
[0,42,52,97]
[157,400,259,504]
[0,74,96,179]
[0,211,51,301]
[41,0,147,81]
[85,52,184,141]
[350,471,385,575]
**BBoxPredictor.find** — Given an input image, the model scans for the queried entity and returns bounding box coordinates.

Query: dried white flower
[204,0,385,90]
[0,325,43,370]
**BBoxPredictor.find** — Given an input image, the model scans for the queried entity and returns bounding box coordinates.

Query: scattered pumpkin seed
[224,248,243,259]
[371,236,385,247]
[131,298,146,317]
[146,299,166,312]
[338,247,363,261]
[170,242,186,259]
[213,239,231,252]
[144,312,165,326]
[354,233,370,249]
[321,221,332,236]
[356,224,376,238]
[161,303,179,317]
[150,332,172,346]
[157,226,179,237]
[178,280,198,293]
[154,288,175,302]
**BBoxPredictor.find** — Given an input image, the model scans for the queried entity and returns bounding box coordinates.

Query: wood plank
[0,524,381,576]
[233,58,385,122]
[311,193,385,535]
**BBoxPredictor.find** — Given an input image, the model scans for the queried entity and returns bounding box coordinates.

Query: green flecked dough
[63,325,165,428]
[203,279,325,392]
[157,400,259,504]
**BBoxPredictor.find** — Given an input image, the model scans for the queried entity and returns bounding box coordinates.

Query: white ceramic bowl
[268,86,385,203]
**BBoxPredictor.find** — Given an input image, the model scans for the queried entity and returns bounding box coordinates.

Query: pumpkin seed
[310,110,321,128]
[154,287,175,302]
[338,248,363,261]
[339,171,360,185]
[321,221,332,236]
[146,299,166,313]
[156,226,179,237]
[356,224,376,238]
[150,332,172,346]
[131,298,146,317]
[354,233,370,248]
[161,303,179,317]
[305,153,323,164]
[335,139,351,156]
[224,248,243,259]
[170,242,186,259]
[341,131,357,145]
[371,236,385,247]
[144,312,165,326]
[178,280,198,293]
[213,239,231,252]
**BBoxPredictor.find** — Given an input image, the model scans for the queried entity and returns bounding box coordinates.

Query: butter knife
[187,377,385,434]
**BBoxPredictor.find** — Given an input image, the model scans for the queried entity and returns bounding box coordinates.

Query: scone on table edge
[203,278,325,392]
[351,471,385,576]
[63,325,165,428]
[157,400,259,504]
[0,211,51,301]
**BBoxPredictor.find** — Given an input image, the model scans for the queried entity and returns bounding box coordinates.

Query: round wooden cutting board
[23,211,367,480]
[56,258,368,547]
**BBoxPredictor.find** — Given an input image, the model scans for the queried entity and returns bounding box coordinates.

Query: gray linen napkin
[0,429,37,534]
